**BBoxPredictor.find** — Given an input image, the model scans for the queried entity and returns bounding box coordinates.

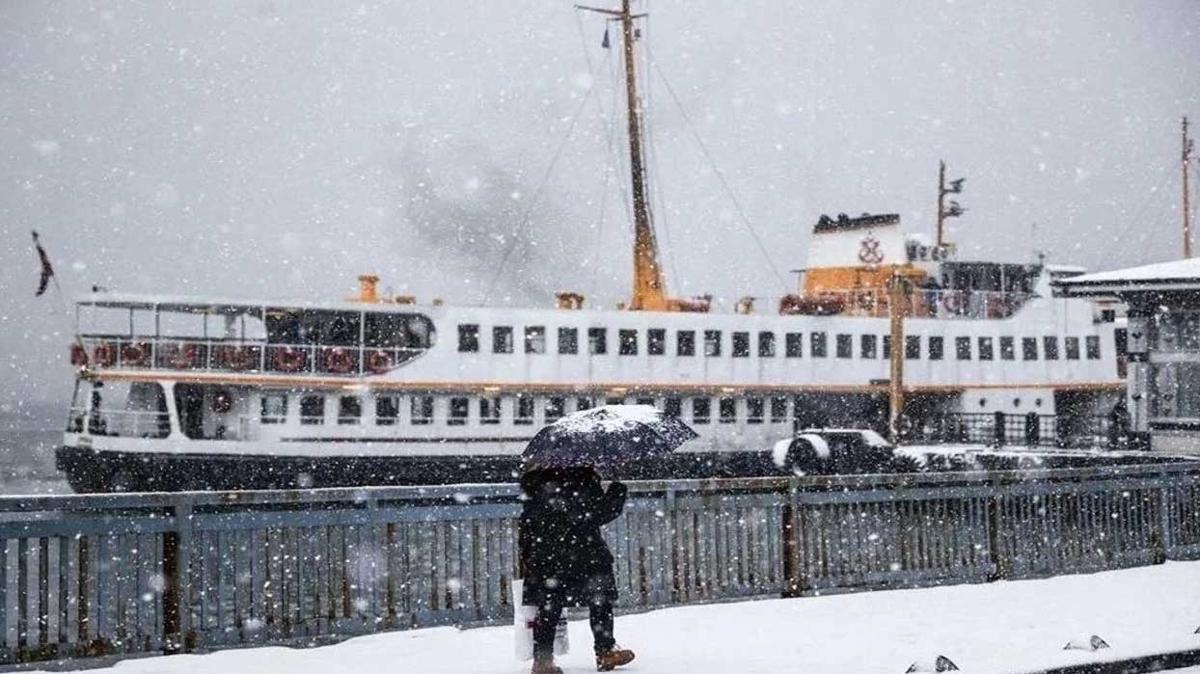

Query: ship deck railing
[782,288,1033,319]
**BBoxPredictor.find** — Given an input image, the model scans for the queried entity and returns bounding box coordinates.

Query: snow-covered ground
[42,562,1200,674]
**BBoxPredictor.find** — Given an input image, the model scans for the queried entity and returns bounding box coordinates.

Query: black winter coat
[519,468,627,607]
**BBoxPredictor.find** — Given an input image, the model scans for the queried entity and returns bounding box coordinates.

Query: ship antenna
[1184,116,1194,259]
[578,0,667,311]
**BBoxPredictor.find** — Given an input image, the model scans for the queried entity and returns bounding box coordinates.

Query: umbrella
[521,404,698,470]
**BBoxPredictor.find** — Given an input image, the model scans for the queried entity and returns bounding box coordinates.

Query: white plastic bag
[513,579,569,661]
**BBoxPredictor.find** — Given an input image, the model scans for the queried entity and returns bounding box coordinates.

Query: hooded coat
[518,468,627,607]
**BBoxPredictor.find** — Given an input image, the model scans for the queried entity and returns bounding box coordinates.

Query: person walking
[519,467,636,674]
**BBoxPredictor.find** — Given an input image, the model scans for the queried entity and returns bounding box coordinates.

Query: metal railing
[77,337,426,377]
[67,408,170,439]
[0,462,1197,665]
[780,289,1032,319]
[905,413,1120,449]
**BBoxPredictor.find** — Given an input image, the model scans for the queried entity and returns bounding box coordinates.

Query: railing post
[987,492,1007,581]
[782,482,803,597]
[162,498,194,654]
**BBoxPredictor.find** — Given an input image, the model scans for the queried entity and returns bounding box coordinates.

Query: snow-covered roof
[1055,258,1200,296]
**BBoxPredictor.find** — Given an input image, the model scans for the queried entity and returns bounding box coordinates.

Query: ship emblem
[858,235,885,265]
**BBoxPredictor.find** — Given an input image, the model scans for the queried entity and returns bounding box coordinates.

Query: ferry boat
[55,2,1125,492]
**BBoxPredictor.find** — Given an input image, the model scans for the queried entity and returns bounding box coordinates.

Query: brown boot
[596,647,635,671]
[531,655,563,674]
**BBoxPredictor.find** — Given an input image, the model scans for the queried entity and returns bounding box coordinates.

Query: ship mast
[1184,116,1194,259]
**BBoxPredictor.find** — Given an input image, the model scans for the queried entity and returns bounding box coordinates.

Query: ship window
[1065,336,1081,360]
[648,329,666,355]
[260,394,288,425]
[811,332,827,358]
[732,332,750,358]
[929,336,944,361]
[1000,336,1015,361]
[883,335,891,359]
[337,396,362,425]
[619,329,639,356]
[1022,337,1038,361]
[704,330,722,357]
[636,396,655,406]
[458,324,480,353]
[677,330,695,356]
[1086,335,1101,360]
[365,313,433,349]
[771,397,789,422]
[978,337,995,361]
[576,397,594,411]
[1043,336,1059,360]
[300,395,325,425]
[905,336,921,360]
[747,397,764,424]
[270,310,360,346]
[493,326,514,354]
[375,395,399,426]
[664,397,682,418]
[515,396,535,425]
[785,333,803,358]
[525,326,546,354]
[411,396,434,425]
[860,334,878,359]
[588,328,607,355]
[448,397,469,425]
[956,336,972,360]
[546,397,565,422]
[836,334,852,359]
[692,397,711,424]
[480,397,501,425]
[605,396,625,406]
[558,327,578,355]
[719,397,737,423]
[758,332,776,358]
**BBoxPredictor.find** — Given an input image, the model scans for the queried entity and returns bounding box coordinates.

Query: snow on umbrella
[521,404,697,470]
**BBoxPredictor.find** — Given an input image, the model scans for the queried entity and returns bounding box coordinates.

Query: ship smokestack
[357,274,380,303]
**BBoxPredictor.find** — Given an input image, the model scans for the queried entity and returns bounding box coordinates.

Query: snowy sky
[1,0,1198,404]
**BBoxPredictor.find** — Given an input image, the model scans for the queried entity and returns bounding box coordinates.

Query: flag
[32,230,55,297]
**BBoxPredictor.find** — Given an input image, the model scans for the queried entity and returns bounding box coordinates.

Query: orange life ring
[163,343,198,369]
[70,344,89,367]
[273,347,307,373]
[93,342,116,367]
[217,345,254,371]
[324,348,355,374]
[366,349,392,374]
[942,291,966,314]
[120,342,150,367]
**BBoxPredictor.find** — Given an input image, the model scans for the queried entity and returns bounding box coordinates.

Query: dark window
[525,326,546,354]
[1043,336,1059,360]
[515,396,535,425]
[677,330,696,356]
[558,327,578,354]
[883,336,891,359]
[836,334,852,359]
[648,329,666,355]
[929,336,944,361]
[619,329,638,356]
[758,332,776,357]
[493,326,514,354]
[811,332,827,358]
[664,397,682,418]
[747,397,764,424]
[605,397,625,406]
[337,396,362,425]
[300,394,324,425]
[480,397,500,425]
[545,397,565,422]
[979,337,994,361]
[1000,337,1015,361]
[704,330,722,357]
[1022,337,1038,361]
[770,397,789,422]
[719,397,737,423]
[458,324,480,353]
[1065,336,1081,360]
[260,394,287,424]
[1086,335,1101,360]
[692,398,711,424]
[410,396,433,425]
[576,397,594,411]
[905,336,921,360]
[955,336,972,360]
[588,328,607,355]
[636,396,655,407]
[448,397,469,425]
[375,395,399,425]
[364,313,432,349]
[785,333,803,358]
[732,332,751,358]
[861,334,878,359]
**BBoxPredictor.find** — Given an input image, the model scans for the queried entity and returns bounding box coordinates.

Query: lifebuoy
[120,342,150,367]
[93,342,116,367]
[273,347,307,373]
[217,345,254,371]
[855,291,876,314]
[70,344,89,367]
[942,291,966,315]
[324,348,355,374]
[365,349,392,374]
[163,343,198,369]
[211,389,233,414]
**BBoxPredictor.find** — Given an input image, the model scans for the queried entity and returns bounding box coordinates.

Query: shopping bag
[512,579,569,660]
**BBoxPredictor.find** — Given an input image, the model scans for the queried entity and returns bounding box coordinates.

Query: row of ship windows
[259,394,794,427]
[458,325,1103,362]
